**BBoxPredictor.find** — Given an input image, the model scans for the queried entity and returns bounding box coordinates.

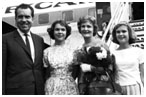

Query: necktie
[24,33,31,54]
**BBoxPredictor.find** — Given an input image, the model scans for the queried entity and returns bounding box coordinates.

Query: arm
[43,49,51,80]
[91,65,104,73]
[139,63,144,86]
[71,63,80,80]
[44,66,51,81]
[78,68,87,95]
[138,48,144,86]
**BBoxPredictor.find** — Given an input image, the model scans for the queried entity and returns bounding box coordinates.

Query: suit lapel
[14,31,32,61]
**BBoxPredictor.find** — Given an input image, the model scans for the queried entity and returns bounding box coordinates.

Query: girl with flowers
[75,15,117,95]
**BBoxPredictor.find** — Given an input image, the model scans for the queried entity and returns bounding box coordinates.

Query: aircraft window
[88,8,96,17]
[62,11,73,22]
[38,13,49,24]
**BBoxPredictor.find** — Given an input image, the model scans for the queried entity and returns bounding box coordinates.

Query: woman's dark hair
[77,15,98,36]
[47,20,71,40]
[112,21,137,44]
[15,3,34,18]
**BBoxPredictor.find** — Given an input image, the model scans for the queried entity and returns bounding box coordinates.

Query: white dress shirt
[17,29,35,62]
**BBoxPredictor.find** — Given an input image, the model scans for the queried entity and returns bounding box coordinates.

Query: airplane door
[96,2,111,31]
[131,2,144,20]
[2,21,16,34]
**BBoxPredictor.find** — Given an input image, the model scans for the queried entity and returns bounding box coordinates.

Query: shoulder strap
[106,70,122,93]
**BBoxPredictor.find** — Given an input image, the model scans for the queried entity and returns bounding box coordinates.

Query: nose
[119,32,124,35]
[117,31,123,35]
[22,17,27,21]
[84,26,88,30]
[58,29,62,33]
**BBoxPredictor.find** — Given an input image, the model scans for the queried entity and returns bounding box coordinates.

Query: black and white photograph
[2,0,144,95]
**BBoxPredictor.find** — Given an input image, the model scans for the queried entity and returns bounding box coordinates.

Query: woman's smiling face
[54,23,67,42]
[80,21,94,38]
[116,25,129,44]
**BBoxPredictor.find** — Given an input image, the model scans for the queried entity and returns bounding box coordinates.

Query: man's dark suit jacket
[2,30,46,95]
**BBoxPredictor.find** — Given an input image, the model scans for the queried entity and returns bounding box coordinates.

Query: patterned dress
[43,44,79,95]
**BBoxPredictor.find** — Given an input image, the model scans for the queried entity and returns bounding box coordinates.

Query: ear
[32,17,34,23]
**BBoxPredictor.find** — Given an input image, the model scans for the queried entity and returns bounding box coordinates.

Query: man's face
[15,8,33,33]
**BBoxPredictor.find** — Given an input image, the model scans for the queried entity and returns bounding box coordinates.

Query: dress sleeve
[137,48,144,64]
[43,49,49,68]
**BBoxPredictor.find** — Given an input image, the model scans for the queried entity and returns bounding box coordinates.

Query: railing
[101,2,130,47]
[130,19,144,49]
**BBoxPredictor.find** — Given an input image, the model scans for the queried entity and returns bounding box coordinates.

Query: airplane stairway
[102,3,144,50]
[129,19,144,49]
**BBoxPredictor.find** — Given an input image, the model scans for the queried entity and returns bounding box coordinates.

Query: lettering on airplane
[5,2,92,14]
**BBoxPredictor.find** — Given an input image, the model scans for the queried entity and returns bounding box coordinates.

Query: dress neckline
[116,46,132,51]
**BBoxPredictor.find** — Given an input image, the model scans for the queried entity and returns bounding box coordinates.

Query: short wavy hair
[47,20,71,40]
[15,3,34,18]
[77,15,98,36]
[112,21,137,44]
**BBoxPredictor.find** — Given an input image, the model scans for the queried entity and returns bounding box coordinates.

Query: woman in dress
[76,15,115,95]
[112,22,144,95]
[43,20,79,95]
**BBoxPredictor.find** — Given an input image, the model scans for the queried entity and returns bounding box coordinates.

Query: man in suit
[2,3,47,95]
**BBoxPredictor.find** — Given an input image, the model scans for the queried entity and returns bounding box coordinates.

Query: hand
[100,75,109,81]
[80,63,91,72]
[92,67,105,74]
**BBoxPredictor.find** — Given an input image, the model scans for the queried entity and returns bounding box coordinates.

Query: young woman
[112,22,144,95]
[43,20,79,95]
[75,15,115,95]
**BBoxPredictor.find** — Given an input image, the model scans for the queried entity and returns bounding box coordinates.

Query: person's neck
[54,40,65,46]
[118,43,131,50]
[84,37,95,46]
[17,29,30,34]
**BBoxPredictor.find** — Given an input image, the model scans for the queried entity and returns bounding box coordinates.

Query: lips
[56,34,65,39]
[57,33,64,37]
[19,22,28,27]
[82,30,90,34]
[21,24,28,28]
[118,36,125,40]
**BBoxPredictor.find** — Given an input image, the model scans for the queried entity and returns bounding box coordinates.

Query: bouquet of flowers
[83,46,113,69]
[78,46,121,95]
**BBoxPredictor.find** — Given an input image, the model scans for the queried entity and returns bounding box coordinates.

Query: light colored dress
[43,44,79,95]
[113,47,144,95]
